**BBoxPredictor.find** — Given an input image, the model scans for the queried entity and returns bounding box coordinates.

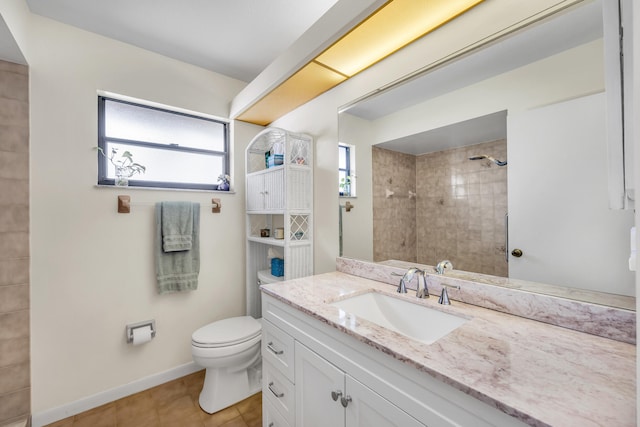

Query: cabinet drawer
[264,397,291,427]
[263,361,295,426]
[262,319,295,381]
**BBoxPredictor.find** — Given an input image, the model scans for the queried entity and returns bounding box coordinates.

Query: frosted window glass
[105,99,225,151]
[106,142,223,185]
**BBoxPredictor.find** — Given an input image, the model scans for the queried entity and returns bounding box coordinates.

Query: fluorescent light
[237,0,485,125]
[316,0,485,77]
[237,62,346,126]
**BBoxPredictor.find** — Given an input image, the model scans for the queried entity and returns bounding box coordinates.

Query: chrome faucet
[435,260,453,275]
[394,267,429,299]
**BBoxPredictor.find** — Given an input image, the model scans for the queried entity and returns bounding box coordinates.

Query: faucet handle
[438,283,460,305]
[435,260,453,275]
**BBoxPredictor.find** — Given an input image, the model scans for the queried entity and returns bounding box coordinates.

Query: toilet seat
[192,316,261,348]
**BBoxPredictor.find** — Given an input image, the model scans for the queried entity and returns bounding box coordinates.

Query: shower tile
[0,362,30,395]
[0,73,28,103]
[0,311,29,340]
[0,259,29,286]
[0,284,29,313]
[0,61,26,75]
[0,125,29,153]
[0,205,28,233]
[0,338,29,367]
[0,388,30,423]
[0,232,29,259]
[0,98,28,127]
[0,151,28,180]
[0,179,29,206]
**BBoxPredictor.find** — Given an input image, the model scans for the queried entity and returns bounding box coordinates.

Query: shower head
[468,154,507,166]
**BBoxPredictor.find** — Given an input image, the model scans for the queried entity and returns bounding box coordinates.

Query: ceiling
[7,0,339,82]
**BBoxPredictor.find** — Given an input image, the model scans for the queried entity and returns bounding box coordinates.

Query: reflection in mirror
[338,0,636,306]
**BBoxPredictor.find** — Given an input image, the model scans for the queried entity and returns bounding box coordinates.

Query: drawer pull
[341,395,352,408]
[268,381,284,398]
[267,342,284,355]
[331,390,342,401]
[268,423,274,427]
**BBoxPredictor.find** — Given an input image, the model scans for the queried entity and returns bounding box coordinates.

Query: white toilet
[191,315,262,414]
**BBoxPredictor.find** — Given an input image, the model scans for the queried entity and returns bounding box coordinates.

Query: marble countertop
[261,271,636,427]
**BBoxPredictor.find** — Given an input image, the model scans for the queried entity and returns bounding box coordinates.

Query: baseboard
[31,362,201,427]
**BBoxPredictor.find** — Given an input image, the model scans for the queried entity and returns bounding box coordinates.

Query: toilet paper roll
[132,325,153,345]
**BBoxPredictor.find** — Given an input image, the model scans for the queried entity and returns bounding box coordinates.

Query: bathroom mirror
[338,0,636,309]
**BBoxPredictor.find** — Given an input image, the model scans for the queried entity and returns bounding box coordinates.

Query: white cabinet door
[247,169,285,211]
[247,173,265,211]
[263,168,285,210]
[295,341,425,427]
[295,342,344,427]
[345,376,424,427]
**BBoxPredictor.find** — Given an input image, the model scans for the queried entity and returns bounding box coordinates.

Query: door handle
[331,390,342,401]
[511,248,523,257]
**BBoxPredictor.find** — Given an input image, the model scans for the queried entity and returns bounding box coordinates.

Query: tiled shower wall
[0,60,30,425]
[373,139,508,277]
[372,147,417,262]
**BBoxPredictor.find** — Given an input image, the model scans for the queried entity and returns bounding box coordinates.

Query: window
[338,143,355,197]
[98,96,229,190]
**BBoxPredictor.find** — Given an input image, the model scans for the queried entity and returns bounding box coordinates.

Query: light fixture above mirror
[236,0,485,125]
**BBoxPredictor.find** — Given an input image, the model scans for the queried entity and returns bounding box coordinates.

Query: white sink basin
[330,291,468,344]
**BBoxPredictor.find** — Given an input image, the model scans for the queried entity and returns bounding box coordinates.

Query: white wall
[0,0,265,416]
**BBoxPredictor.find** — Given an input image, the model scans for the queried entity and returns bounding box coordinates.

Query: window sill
[95,184,236,195]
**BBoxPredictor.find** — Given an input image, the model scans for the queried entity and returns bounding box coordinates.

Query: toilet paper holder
[126,320,156,343]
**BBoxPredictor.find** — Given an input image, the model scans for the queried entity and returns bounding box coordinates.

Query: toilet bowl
[192,316,262,414]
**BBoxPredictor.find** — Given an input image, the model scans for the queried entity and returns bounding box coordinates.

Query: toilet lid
[192,316,261,347]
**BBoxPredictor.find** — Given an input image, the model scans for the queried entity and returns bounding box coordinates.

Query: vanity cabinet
[295,341,424,427]
[245,128,313,318]
[261,293,528,427]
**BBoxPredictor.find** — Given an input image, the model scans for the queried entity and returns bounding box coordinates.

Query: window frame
[97,96,230,191]
[338,143,355,197]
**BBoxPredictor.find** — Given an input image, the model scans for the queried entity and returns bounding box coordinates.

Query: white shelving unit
[246,128,313,318]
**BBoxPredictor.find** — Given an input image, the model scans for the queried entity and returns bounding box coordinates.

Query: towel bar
[117,195,221,213]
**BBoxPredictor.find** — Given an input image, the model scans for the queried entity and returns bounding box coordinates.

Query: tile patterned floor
[44,370,262,427]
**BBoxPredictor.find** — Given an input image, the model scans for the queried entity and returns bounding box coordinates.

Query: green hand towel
[161,201,193,252]
[155,202,200,294]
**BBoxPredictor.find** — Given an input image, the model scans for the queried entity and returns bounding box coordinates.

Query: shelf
[246,164,285,177]
[248,236,286,247]
[247,236,311,246]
